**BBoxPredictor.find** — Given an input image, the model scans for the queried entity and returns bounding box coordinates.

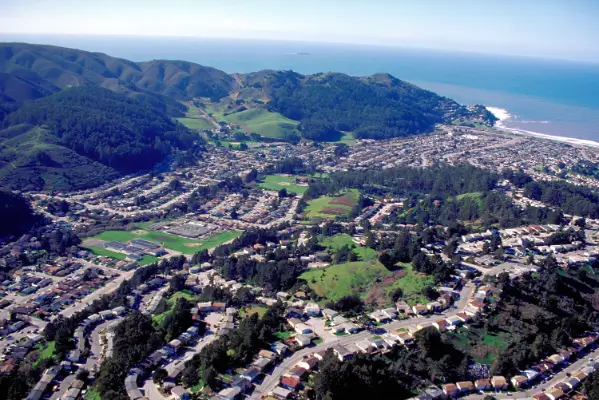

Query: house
[322,308,338,320]
[442,383,458,397]
[295,334,312,347]
[553,382,571,393]
[356,339,374,353]
[287,318,302,329]
[241,367,260,382]
[564,376,580,390]
[382,307,398,320]
[475,379,491,391]
[294,323,313,335]
[171,386,190,400]
[258,349,277,360]
[333,344,352,361]
[511,375,528,388]
[288,366,307,378]
[533,393,551,400]
[280,375,301,390]
[412,304,428,315]
[396,301,411,314]
[252,357,272,371]
[272,386,292,399]
[297,356,319,371]
[491,376,508,390]
[271,342,288,356]
[456,381,474,393]
[369,310,389,323]
[304,303,320,317]
[217,386,241,400]
[424,386,444,399]
[546,388,564,400]
[433,319,449,331]
[231,376,252,391]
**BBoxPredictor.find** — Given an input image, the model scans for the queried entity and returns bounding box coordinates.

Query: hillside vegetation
[0,87,199,190]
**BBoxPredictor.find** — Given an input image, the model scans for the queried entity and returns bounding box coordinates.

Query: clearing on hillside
[304,189,359,221]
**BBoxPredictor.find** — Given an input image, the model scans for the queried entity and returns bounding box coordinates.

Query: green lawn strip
[455,192,483,207]
[274,331,294,340]
[326,131,356,145]
[319,233,377,261]
[84,246,126,260]
[138,255,159,266]
[258,174,308,195]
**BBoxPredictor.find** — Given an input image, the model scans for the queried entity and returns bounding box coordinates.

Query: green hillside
[223,108,301,139]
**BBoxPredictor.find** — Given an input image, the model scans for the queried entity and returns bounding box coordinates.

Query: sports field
[259,174,308,195]
[89,229,240,255]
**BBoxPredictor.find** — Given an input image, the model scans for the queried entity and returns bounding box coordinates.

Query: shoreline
[485,106,599,149]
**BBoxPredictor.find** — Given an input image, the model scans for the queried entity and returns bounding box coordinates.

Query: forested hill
[0,87,199,191]
[237,70,496,140]
[0,42,235,103]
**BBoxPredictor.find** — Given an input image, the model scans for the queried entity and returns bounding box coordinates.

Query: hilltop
[0,42,496,190]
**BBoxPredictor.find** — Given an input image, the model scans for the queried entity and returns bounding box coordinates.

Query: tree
[278,188,288,198]
[379,252,396,270]
[152,368,168,384]
[170,274,186,292]
[390,287,403,302]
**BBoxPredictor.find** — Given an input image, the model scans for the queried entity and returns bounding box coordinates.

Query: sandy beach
[485,106,599,149]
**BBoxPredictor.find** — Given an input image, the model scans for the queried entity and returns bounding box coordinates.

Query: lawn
[33,341,56,367]
[328,131,356,145]
[274,331,294,340]
[240,305,268,318]
[85,389,102,400]
[300,260,388,301]
[319,233,378,261]
[167,290,199,305]
[388,263,435,298]
[300,259,434,306]
[259,174,308,195]
[176,117,214,131]
[455,192,483,207]
[90,229,241,255]
[138,255,159,266]
[305,189,359,220]
[222,108,301,139]
[85,246,126,260]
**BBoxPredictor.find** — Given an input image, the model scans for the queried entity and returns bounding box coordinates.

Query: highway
[251,283,475,399]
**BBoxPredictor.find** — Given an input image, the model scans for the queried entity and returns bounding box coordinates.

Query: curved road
[252,283,475,399]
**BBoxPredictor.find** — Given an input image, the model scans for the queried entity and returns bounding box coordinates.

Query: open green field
[320,234,377,261]
[259,174,308,195]
[167,290,199,306]
[86,246,126,260]
[176,117,214,131]
[240,305,268,318]
[300,260,386,301]
[89,229,241,255]
[305,189,359,220]
[300,260,433,305]
[222,108,301,139]
[328,131,356,145]
[139,255,159,266]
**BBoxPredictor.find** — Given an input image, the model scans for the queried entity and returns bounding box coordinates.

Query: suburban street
[251,283,475,399]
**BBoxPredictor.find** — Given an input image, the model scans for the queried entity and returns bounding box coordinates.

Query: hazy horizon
[1,0,598,63]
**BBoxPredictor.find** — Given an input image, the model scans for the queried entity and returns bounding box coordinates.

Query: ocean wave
[495,124,599,148]
[485,106,511,122]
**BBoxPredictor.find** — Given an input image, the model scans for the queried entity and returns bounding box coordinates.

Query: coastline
[485,106,599,149]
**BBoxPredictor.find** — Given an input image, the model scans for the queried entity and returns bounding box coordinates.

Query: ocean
[2,34,599,142]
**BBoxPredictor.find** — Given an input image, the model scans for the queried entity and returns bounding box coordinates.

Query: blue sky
[1,0,598,62]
